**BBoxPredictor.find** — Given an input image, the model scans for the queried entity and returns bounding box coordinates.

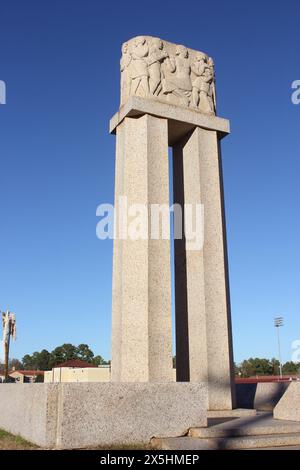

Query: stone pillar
[173,132,207,385]
[111,114,173,382]
[174,127,236,410]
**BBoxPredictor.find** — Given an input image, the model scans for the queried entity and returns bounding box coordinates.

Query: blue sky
[0,0,299,364]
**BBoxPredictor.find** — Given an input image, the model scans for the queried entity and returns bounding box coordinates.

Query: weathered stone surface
[236,382,290,411]
[0,384,58,447]
[208,408,256,418]
[57,382,207,449]
[110,96,230,145]
[152,433,300,450]
[152,411,300,450]
[111,114,173,382]
[0,382,207,449]
[189,411,300,438]
[255,383,290,411]
[173,127,236,411]
[274,382,300,421]
[120,37,216,115]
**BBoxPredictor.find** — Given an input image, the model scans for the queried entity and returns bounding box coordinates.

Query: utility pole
[2,311,17,382]
[274,316,284,380]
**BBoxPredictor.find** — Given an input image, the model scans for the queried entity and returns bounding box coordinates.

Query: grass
[0,429,38,450]
[0,429,151,450]
[85,443,152,450]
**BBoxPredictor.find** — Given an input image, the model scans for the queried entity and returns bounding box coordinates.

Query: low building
[44,359,111,383]
[9,370,44,383]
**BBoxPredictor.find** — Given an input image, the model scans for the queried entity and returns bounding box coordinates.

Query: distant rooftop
[236,375,300,384]
[10,370,44,376]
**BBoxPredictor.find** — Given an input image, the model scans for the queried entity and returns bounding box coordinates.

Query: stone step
[151,433,300,450]
[207,409,257,419]
[189,414,300,438]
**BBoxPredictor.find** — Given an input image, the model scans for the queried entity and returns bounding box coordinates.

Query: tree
[8,358,23,370]
[20,344,109,370]
[234,362,242,376]
[22,354,35,370]
[77,344,94,363]
[37,349,51,370]
[22,350,51,371]
[270,357,280,375]
[283,361,300,375]
[239,358,273,377]
[49,343,78,368]
[92,355,107,366]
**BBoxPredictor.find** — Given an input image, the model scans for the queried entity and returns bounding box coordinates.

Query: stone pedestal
[274,382,300,421]
[0,383,207,449]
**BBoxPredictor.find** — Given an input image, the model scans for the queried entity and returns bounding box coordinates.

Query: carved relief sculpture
[148,38,168,96]
[120,42,132,104]
[119,36,217,115]
[162,45,192,107]
[129,36,149,97]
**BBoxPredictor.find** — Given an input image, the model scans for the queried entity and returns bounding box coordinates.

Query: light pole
[274,316,284,379]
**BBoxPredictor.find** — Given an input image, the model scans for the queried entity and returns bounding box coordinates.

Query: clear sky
[0,0,299,365]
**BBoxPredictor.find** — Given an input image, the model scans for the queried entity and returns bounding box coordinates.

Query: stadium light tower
[274,316,284,379]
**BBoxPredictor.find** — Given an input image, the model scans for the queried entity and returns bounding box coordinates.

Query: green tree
[22,354,35,369]
[92,355,107,366]
[239,358,273,377]
[37,349,51,370]
[282,361,300,375]
[77,344,94,363]
[234,362,241,376]
[49,343,78,368]
[270,357,280,375]
[9,358,23,370]
[21,344,109,371]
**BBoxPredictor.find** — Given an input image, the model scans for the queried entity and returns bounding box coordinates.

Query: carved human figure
[120,42,132,104]
[129,36,149,96]
[162,45,192,107]
[207,57,216,113]
[191,53,215,114]
[198,66,215,114]
[191,53,207,108]
[147,38,168,96]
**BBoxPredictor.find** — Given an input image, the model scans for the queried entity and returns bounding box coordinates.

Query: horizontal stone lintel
[109,96,230,146]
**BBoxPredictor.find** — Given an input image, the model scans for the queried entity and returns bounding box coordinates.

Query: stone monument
[0,36,239,448]
[110,36,236,410]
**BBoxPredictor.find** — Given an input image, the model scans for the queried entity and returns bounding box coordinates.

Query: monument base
[236,382,290,411]
[274,382,300,421]
[0,382,207,449]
